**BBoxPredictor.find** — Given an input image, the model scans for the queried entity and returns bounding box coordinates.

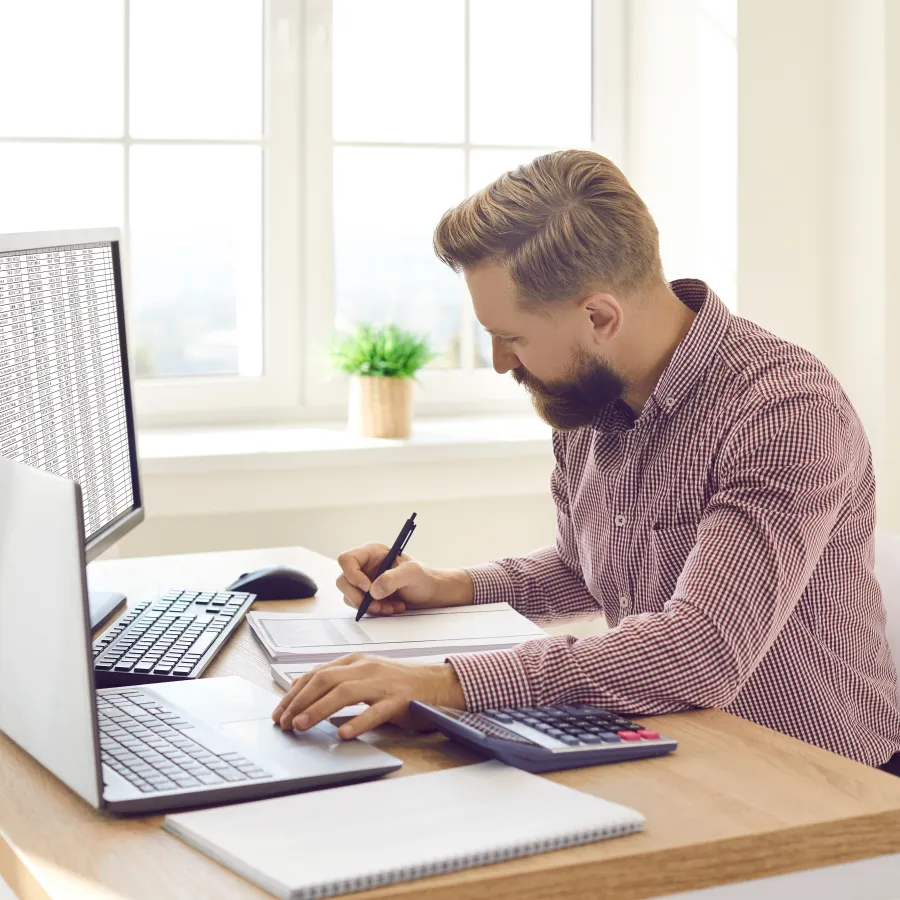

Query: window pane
[333,147,464,368]
[129,146,262,378]
[333,0,465,144]
[469,147,549,193]
[469,0,591,145]
[0,0,123,137]
[130,0,263,139]
[0,144,123,232]
[474,321,494,369]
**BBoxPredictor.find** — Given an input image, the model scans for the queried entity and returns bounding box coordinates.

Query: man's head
[433,150,666,429]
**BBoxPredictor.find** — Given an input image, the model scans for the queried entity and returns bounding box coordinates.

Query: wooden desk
[3,545,900,900]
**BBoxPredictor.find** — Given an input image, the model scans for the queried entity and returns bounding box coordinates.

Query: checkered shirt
[448,279,900,766]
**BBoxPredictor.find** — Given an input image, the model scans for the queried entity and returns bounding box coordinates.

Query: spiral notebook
[162,761,645,900]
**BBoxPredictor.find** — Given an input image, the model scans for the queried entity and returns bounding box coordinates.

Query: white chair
[873,531,900,681]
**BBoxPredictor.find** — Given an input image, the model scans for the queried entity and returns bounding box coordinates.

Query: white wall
[626,0,737,307]
[738,0,900,527]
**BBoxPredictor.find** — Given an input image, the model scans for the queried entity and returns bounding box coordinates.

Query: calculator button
[577,734,608,744]
[638,729,660,740]
[576,733,596,742]
[558,735,580,745]
[484,711,515,724]
[617,731,641,741]
[600,733,622,742]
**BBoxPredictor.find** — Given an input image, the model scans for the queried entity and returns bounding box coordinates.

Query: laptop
[0,457,402,814]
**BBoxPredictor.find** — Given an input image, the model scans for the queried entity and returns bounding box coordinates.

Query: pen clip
[399,523,416,554]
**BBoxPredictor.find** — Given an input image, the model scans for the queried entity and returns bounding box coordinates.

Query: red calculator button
[617,730,640,741]
[637,729,660,740]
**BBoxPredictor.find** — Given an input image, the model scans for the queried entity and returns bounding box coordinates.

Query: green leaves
[330,323,434,378]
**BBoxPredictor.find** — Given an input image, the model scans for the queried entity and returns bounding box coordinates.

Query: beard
[512,349,625,431]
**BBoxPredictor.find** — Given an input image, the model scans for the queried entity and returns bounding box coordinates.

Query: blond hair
[433,149,663,305]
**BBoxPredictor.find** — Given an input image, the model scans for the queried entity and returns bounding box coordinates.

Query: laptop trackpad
[217,717,384,772]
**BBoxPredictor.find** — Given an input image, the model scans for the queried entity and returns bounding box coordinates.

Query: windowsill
[137,413,553,476]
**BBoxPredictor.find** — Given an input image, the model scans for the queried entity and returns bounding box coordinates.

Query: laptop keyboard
[98,689,271,794]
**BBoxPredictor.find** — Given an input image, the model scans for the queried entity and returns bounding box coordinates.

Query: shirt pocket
[645,520,698,605]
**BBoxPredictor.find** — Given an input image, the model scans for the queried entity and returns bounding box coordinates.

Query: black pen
[355,512,417,622]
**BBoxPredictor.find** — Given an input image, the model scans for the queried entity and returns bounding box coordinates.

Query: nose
[491,336,521,375]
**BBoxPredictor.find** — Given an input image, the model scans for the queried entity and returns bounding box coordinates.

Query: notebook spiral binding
[290,821,644,900]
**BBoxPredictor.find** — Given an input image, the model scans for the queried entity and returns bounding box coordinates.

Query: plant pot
[349,375,414,439]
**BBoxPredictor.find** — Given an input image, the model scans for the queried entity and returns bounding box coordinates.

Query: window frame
[0,0,625,427]
[299,0,625,418]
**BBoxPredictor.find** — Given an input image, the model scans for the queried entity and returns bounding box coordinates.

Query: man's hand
[271,654,466,739]
[336,543,473,616]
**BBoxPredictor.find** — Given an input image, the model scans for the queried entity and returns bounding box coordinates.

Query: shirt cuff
[464,562,517,606]
[446,649,533,711]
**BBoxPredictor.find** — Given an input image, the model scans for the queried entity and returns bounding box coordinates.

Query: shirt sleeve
[464,430,598,624]
[450,396,856,714]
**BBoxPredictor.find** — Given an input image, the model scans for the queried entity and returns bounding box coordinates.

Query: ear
[581,292,623,344]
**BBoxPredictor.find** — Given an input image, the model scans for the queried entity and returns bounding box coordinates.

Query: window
[329,0,591,372]
[0,0,265,384]
[303,0,601,411]
[1,0,610,424]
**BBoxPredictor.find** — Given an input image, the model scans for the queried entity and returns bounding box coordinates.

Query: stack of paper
[248,602,545,665]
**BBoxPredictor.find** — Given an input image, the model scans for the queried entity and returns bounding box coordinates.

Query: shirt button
[614,514,627,527]
[619,594,630,612]
[664,396,677,409]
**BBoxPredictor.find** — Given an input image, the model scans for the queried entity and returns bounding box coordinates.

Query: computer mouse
[226,565,319,601]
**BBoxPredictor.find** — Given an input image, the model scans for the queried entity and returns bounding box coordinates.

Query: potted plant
[331,323,433,439]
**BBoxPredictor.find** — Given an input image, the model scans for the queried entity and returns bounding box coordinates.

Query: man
[273,149,900,773]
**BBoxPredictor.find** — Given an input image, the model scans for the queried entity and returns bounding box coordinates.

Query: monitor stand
[88,590,127,630]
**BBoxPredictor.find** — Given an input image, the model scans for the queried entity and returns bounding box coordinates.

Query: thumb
[370,562,417,599]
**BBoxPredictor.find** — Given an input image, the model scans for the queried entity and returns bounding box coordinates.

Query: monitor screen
[0,229,142,558]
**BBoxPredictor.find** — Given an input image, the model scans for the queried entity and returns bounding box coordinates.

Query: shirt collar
[644,279,731,420]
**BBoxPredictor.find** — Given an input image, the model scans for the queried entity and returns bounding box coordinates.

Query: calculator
[408,701,677,773]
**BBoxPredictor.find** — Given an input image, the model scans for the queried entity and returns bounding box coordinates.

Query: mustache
[512,366,563,397]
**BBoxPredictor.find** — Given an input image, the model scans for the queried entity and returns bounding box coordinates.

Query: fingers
[368,560,420,601]
[292,681,367,732]
[272,671,314,723]
[271,655,363,723]
[275,655,370,729]
[337,543,391,593]
[338,699,404,740]
[336,574,366,609]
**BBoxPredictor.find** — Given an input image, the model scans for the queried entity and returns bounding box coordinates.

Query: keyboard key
[244,768,270,779]
[172,775,201,787]
[197,773,225,785]
[173,665,193,676]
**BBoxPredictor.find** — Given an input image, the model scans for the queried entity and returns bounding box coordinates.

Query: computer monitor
[0,227,143,626]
